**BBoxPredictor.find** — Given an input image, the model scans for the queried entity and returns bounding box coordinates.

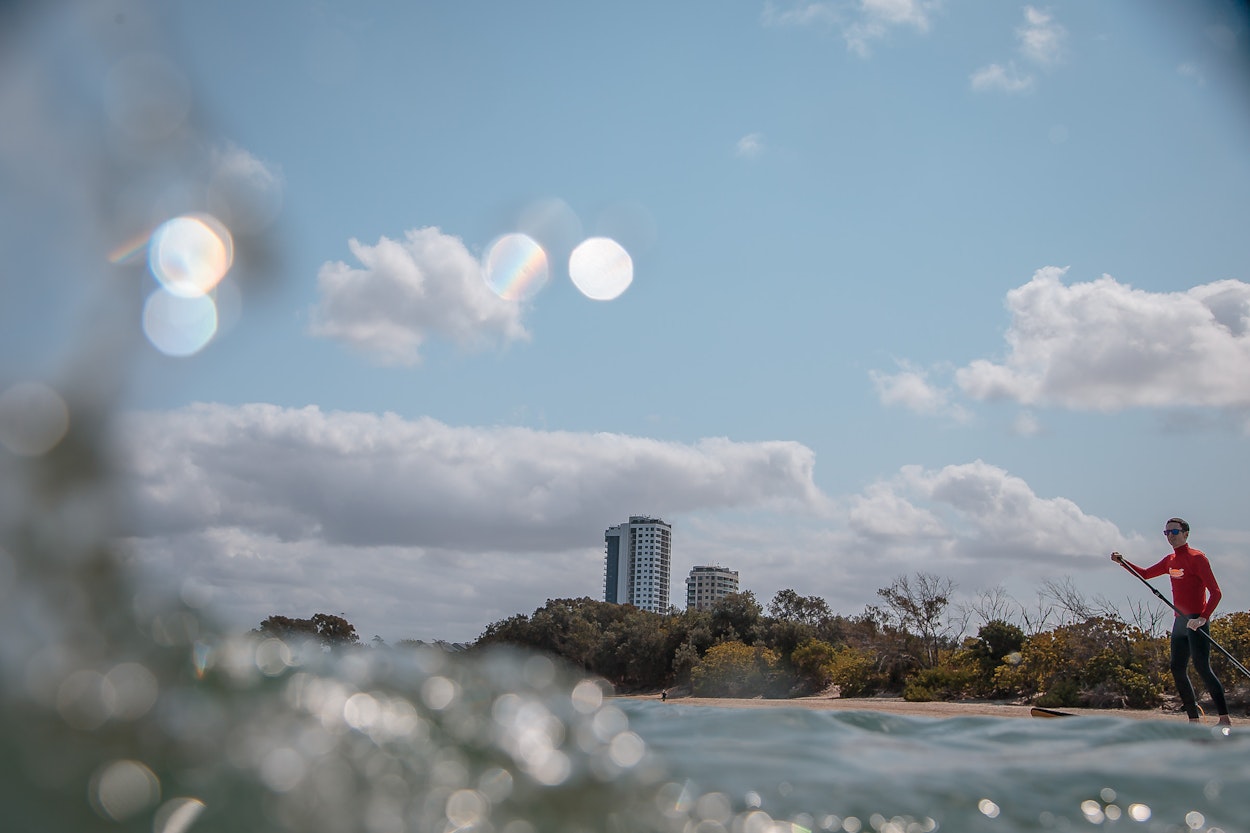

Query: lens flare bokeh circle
[143,290,219,357]
[569,237,632,301]
[148,214,234,298]
[483,233,549,302]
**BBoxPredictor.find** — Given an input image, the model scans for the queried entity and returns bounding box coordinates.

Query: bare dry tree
[1018,591,1061,636]
[1122,597,1169,636]
[965,584,1024,628]
[1040,576,1122,624]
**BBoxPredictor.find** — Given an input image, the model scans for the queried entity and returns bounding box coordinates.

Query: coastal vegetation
[471,573,1250,713]
[259,573,1250,713]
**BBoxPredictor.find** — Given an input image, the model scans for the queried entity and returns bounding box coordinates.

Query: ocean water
[3,621,1247,833]
[623,700,1249,832]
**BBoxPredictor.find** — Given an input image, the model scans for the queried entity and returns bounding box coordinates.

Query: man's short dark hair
[1167,517,1190,533]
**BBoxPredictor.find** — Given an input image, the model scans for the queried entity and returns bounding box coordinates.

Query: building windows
[685,565,739,611]
[603,516,672,615]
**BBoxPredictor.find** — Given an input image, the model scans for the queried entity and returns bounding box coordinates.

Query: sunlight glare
[148,214,234,298]
[569,237,632,301]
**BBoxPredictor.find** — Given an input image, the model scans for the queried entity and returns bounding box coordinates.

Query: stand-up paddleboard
[1031,705,1209,720]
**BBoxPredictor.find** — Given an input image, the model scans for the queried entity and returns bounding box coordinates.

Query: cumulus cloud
[848,460,1127,569]
[206,143,283,234]
[803,460,1137,621]
[872,268,1250,427]
[117,403,831,641]
[1017,6,1066,66]
[763,0,936,57]
[846,0,935,56]
[870,362,971,421]
[308,227,529,365]
[969,62,1034,94]
[955,268,1250,413]
[120,403,829,550]
[971,5,1066,93]
[114,404,1155,644]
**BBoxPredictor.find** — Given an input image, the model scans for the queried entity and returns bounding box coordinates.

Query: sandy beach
[616,694,1237,723]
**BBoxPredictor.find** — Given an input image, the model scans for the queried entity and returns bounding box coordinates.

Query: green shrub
[827,646,882,698]
[790,638,837,694]
[691,641,780,698]
[903,664,976,702]
[1036,678,1081,709]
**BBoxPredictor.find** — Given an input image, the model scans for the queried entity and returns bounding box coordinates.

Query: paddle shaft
[1116,558,1250,681]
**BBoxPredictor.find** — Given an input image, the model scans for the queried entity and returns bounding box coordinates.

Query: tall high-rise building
[603,516,672,614]
[685,565,739,611]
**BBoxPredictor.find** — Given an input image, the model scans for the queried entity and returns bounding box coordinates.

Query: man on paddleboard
[1112,518,1232,727]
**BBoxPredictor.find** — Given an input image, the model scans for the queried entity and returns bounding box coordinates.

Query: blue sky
[3,0,1249,644]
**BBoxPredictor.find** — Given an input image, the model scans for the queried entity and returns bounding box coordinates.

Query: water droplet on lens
[89,760,161,821]
[0,382,69,456]
[153,797,207,833]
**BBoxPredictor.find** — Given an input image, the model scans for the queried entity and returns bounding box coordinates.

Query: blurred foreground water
[3,3,1250,831]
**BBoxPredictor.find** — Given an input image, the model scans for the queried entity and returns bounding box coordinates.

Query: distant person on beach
[661,689,667,702]
[1112,517,1232,727]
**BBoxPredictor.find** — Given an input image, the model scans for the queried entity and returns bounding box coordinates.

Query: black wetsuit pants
[1171,614,1229,719]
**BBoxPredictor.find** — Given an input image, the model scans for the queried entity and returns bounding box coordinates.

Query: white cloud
[873,269,1250,428]
[114,405,1162,644]
[870,363,971,421]
[117,403,833,642]
[308,227,529,365]
[120,403,828,550]
[954,268,1250,413]
[822,461,1137,621]
[761,0,841,28]
[763,0,936,57]
[1017,6,1065,67]
[863,0,932,28]
[971,6,1066,94]
[969,62,1034,94]
[846,460,1128,577]
[849,481,948,542]
[206,143,283,234]
[736,132,765,158]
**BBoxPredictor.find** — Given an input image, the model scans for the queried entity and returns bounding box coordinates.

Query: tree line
[256,573,1250,712]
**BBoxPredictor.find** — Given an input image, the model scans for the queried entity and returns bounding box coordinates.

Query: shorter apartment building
[685,565,739,612]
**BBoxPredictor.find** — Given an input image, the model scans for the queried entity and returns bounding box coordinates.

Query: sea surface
[622,699,1248,832]
[4,632,1247,833]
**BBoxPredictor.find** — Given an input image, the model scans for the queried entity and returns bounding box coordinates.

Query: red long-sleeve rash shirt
[1128,544,1222,619]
